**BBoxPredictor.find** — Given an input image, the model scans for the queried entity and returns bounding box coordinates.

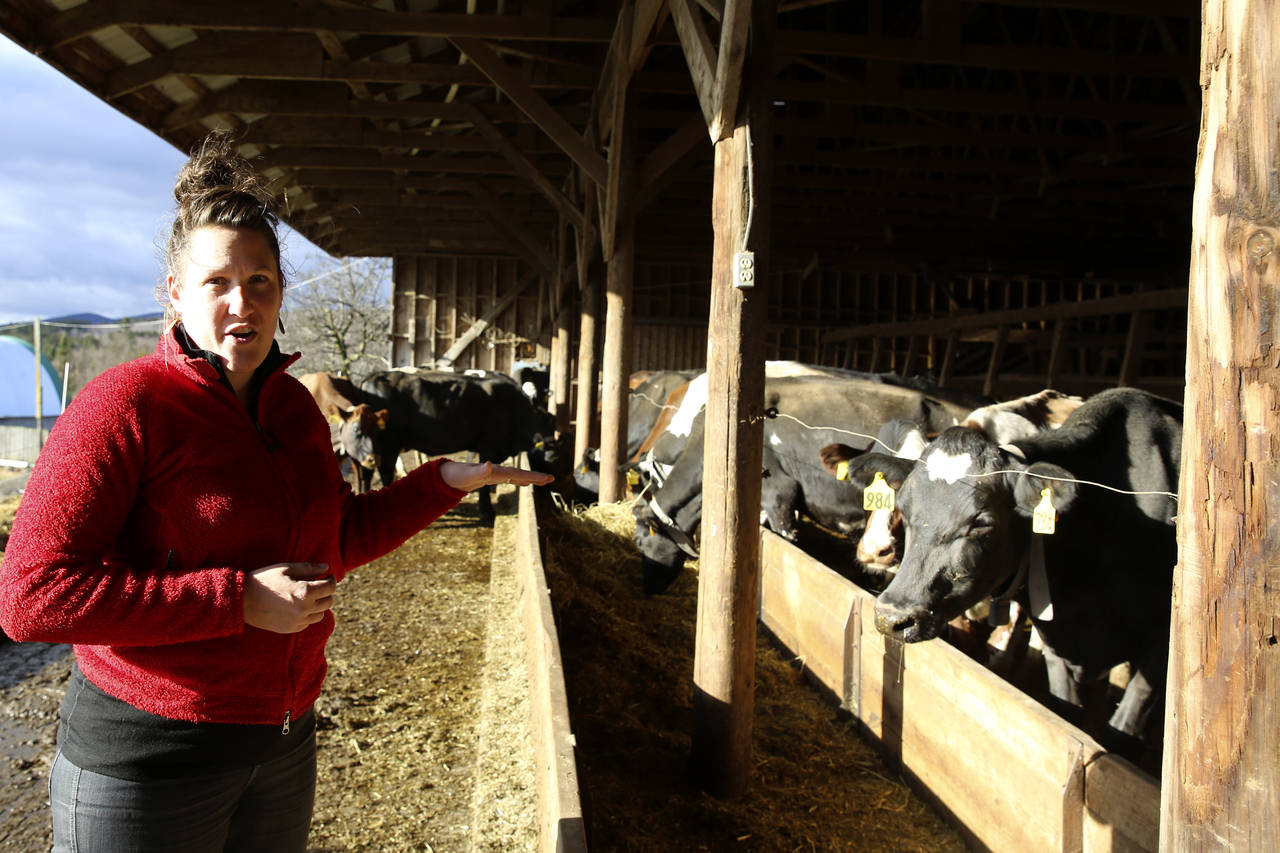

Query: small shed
[0,335,62,419]
[0,334,62,467]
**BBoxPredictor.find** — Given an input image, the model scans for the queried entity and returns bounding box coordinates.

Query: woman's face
[168,225,282,396]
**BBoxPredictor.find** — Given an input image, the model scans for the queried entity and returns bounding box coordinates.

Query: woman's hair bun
[173,129,277,215]
[158,129,287,312]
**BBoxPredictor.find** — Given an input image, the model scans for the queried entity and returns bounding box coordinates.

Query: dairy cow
[872,387,1181,750]
[633,373,972,594]
[299,372,390,493]
[827,390,1085,570]
[359,368,557,523]
[627,362,906,496]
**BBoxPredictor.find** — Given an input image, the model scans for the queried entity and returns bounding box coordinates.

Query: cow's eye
[967,515,995,535]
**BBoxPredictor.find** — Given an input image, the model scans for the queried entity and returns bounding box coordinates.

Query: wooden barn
[3,0,1275,849]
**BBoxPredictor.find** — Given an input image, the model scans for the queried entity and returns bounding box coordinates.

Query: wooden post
[938,327,960,387]
[596,69,635,504]
[573,261,602,469]
[1045,318,1068,389]
[692,0,770,800]
[33,318,43,450]
[1164,1,1280,848]
[1117,310,1150,387]
[983,324,1008,398]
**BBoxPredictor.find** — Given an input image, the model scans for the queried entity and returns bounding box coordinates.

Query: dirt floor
[0,484,532,853]
[0,475,970,852]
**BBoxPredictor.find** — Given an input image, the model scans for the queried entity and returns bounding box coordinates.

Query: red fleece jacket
[0,331,465,726]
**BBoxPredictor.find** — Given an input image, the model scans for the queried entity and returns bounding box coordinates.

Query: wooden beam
[628,0,669,72]
[461,103,585,231]
[465,181,558,281]
[598,1,635,265]
[709,0,751,141]
[637,113,708,191]
[44,0,613,49]
[436,268,540,367]
[667,0,719,132]
[824,288,1188,343]
[451,36,608,187]
[1165,1,1280,846]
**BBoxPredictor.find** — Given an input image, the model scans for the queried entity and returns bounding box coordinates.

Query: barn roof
[0,0,1200,279]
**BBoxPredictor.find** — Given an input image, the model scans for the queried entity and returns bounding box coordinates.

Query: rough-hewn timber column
[597,91,635,504]
[1163,0,1280,848]
[691,0,769,800]
[573,267,601,468]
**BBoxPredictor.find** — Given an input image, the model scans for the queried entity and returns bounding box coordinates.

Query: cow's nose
[857,539,898,567]
[874,601,915,637]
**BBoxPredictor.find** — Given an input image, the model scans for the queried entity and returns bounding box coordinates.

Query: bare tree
[279,257,391,381]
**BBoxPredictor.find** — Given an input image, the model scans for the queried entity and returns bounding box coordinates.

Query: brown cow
[299,372,389,493]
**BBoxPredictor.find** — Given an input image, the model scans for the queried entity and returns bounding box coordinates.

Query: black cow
[633,374,972,594]
[360,368,558,523]
[873,387,1181,751]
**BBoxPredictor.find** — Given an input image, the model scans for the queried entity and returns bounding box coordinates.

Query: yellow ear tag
[1032,488,1057,535]
[836,460,850,481]
[626,469,640,486]
[863,471,895,512]
[647,523,657,537]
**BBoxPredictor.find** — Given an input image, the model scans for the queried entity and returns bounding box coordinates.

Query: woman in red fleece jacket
[0,132,551,853]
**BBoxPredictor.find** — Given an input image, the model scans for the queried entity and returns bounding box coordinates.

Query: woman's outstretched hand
[244,562,336,634]
[439,460,554,492]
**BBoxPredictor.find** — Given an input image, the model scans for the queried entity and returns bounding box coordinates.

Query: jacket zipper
[251,371,303,737]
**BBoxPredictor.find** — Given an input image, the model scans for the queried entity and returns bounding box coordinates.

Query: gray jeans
[48,730,316,853]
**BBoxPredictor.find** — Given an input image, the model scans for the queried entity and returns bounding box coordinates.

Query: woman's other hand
[439,461,554,492]
[244,563,336,633]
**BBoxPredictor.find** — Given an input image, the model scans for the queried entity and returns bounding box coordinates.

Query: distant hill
[47,312,112,325]
[46,312,163,326]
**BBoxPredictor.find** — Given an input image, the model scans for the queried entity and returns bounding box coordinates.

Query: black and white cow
[628,362,923,497]
[872,387,1181,750]
[633,374,972,594]
[827,390,1086,570]
[360,368,558,523]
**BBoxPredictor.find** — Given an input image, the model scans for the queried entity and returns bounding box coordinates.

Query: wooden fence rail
[759,529,1160,852]
[516,484,588,853]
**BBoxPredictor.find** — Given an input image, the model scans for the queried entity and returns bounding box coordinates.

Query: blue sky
[0,33,330,325]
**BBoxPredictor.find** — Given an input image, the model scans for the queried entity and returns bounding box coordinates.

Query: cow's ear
[376,409,389,429]
[1013,462,1077,517]
[819,444,860,478]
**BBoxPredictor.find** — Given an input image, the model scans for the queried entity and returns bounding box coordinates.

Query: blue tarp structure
[0,335,62,418]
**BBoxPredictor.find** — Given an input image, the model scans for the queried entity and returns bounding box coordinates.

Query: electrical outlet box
[734,251,755,288]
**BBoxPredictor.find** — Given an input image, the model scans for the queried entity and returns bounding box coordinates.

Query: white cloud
[0,33,331,325]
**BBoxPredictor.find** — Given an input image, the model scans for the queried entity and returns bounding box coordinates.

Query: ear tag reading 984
[863,471,895,513]
[1032,488,1057,534]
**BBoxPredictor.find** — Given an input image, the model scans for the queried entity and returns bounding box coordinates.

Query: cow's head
[817,445,918,572]
[632,495,700,595]
[332,403,389,471]
[873,426,1076,642]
